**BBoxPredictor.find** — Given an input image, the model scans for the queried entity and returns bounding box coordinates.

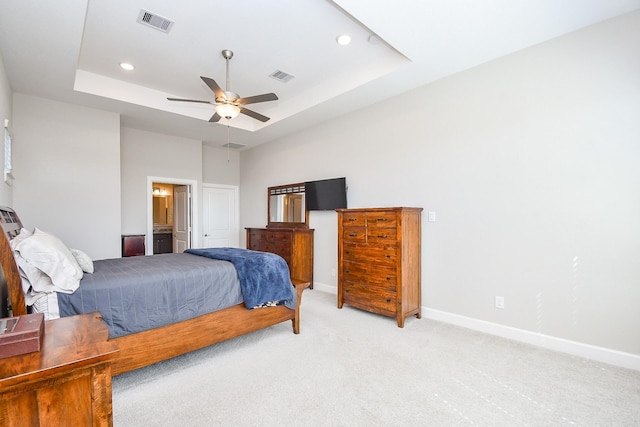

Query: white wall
[241,12,640,357]
[7,108,238,261]
[120,127,204,249]
[12,94,121,260]
[0,51,12,206]
[202,144,240,186]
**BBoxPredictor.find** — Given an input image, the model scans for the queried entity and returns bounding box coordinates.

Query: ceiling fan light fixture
[215,103,240,119]
[168,48,277,123]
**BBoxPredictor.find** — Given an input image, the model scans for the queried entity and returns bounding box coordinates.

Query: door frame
[146,176,199,255]
[203,183,240,248]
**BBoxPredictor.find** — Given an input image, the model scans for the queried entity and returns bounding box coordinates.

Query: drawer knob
[385,255,391,259]
[348,218,357,222]
[378,235,388,239]
[349,233,358,237]
[377,218,389,222]
[386,298,391,303]
[386,276,391,281]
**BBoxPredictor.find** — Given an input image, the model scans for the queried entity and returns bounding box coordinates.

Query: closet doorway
[147,177,198,255]
[202,184,239,248]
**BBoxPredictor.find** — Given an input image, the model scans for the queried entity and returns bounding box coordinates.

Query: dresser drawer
[343,244,397,266]
[249,230,267,242]
[367,265,397,289]
[367,227,397,243]
[268,230,292,242]
[342,228,366,243]
[342,212,366,227]
[342,261,396,290]
[274,243,291,257]
[342,283,397,317]
[342,261,368,284]
[262,242,277,253]
[247,240,262,251]
[366,211,397,228]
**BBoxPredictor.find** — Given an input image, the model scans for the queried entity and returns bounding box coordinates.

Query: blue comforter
[185,248,295,309]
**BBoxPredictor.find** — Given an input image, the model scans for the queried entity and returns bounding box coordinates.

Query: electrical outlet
[428,211,436,222]
[495,296,505,309]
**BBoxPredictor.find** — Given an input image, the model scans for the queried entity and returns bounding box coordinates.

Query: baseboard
[424,308,640,371]
[311,283,640,371]
[310,282,336,294]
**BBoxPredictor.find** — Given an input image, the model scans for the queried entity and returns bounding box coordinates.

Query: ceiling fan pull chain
[226,121,230,163]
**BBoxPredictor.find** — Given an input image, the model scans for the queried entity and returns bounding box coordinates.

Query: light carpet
[113,290,640,426]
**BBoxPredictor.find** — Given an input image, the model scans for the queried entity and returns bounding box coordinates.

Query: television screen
[305,177,347,211]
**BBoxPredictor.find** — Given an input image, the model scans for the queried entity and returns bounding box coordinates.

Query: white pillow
[13,250,55,294]
[10,228,55,295]
[71,248,94,274]
[13,228,83,293]
[10,227,34,247]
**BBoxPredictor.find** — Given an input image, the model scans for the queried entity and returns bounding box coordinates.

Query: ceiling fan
[167,49,278,123]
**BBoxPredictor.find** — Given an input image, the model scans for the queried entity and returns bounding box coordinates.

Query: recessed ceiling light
[336,34,351,46]
[120,62,135,71]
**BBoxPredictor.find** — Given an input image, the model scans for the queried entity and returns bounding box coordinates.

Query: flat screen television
[305,177,347,211]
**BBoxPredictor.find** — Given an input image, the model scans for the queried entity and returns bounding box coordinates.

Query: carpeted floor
[113,290,640,426]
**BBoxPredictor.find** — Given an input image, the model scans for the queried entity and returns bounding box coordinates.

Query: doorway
[202,184,239,248]
[147,177,198,255]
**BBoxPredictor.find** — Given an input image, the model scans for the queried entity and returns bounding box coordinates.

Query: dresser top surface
[335,207,423,213]
[0,313,119,384]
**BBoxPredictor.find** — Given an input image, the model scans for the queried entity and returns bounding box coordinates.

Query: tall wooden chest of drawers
[246,227,314,287]
[336,207,422,327]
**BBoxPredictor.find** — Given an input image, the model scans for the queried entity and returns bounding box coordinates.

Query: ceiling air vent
[137,10,174,33]
[269,70,295,83]
[221,142,246,150]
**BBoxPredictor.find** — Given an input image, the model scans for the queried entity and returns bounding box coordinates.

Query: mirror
[152,184,174,226]
[270,193,305,222]
[267,183,308,228]
[153,196,171,225]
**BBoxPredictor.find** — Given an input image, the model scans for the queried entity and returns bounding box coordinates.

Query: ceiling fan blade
[209,112,222,123]
[240,107,270,122]
[236,93,278,105]
[167,97,212,104]
[200,76,225,99]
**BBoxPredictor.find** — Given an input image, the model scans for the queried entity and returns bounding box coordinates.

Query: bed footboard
[110,280,310,376]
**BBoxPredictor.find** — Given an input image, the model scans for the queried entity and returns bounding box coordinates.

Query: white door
[203,185,239,248]
[173,185,191,252]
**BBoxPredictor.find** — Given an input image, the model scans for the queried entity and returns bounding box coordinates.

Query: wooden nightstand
[0,313,119,426]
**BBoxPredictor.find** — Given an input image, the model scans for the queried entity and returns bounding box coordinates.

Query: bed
[0,206,310,375]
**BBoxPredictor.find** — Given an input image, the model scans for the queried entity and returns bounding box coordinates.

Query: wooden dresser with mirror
[246,183,314,288]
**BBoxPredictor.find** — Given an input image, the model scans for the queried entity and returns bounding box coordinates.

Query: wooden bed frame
[0,207,309,376]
